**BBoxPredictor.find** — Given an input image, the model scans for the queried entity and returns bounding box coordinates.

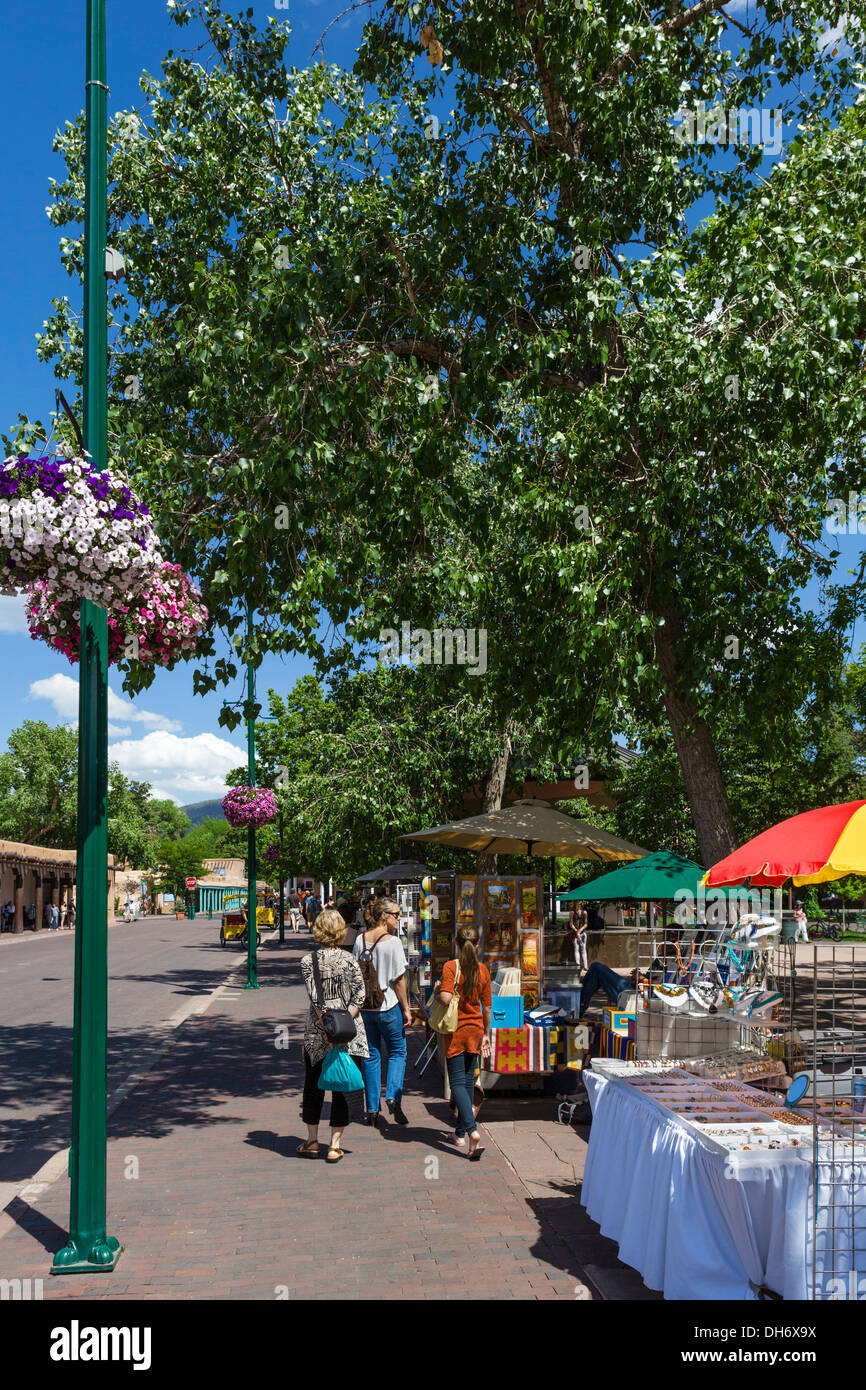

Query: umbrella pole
[550,856,556,931]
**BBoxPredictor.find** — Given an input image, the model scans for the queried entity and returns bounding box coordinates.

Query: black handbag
[310,947,357,1044]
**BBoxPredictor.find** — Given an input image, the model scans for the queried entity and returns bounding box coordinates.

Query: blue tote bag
[319,1045,364,1093]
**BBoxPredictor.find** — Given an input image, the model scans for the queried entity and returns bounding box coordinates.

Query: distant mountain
[181,798,225,826]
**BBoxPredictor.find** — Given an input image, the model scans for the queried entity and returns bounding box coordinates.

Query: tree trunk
[477,735,512,876]
[653,598,739,867]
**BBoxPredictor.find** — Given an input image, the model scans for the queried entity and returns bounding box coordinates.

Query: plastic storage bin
[490,996,525,1030]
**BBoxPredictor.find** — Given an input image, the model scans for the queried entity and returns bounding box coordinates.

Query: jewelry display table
[583,1069,815,1299]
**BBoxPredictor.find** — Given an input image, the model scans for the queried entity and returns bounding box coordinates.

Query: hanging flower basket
[26,562,208,668]
[222,786,277,828]
[0,455,161,605]
[263,844,280,863]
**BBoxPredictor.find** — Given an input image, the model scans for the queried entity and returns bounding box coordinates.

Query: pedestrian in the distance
[67,902,75,930]
[305,890,321,927]
[288,888,303,933]
[435,924,491,1159]
[793,903,809,942]
[353,897,412,1128]
[299,909,368,1162]
[567,900,589,975]
[60,902,67,931]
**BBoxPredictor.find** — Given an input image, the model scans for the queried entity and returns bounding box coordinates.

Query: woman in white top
[352,896,412,1128]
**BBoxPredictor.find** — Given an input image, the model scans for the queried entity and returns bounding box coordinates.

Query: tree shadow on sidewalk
[0,1005,310,1182]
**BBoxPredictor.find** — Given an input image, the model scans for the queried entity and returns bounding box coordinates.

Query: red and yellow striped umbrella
[704,800,866,888]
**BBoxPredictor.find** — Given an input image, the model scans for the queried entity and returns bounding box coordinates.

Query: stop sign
[186,877,198,890]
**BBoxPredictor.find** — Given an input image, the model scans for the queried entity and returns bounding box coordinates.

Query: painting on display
[484,919,517,954]
[520,932,539,977]
[520,881,539,928]
[485,881,516,915]
[457,876,476,922]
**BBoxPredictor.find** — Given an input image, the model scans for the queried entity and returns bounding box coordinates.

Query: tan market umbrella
[404,798,649,861]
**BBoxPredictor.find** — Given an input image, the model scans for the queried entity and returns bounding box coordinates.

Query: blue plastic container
[490,996,525,1030]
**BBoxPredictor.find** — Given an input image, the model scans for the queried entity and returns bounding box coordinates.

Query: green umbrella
[557,850,736,902]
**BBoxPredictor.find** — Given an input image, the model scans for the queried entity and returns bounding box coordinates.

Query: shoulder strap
[310,946,325,1010]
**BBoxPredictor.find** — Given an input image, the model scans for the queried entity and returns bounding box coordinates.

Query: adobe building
[0,838,116,932]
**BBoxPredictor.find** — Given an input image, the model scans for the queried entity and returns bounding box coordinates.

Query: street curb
[0,931,280,1243]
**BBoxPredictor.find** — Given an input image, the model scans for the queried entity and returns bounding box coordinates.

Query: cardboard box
[603,1006,636,1036]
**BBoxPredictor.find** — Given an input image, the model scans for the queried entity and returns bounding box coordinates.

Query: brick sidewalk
[0,935,654,1300]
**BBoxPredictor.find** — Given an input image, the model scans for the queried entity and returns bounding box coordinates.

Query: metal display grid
[634,916,793,1081]
[794,944,866,1301]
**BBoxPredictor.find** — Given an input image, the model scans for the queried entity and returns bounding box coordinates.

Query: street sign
[186,877,198,890]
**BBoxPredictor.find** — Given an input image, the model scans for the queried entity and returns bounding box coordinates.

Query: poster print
[485,952,519,976]
[435,878,453,900]
[485,880,516,915]
[520,881,539,928]
[457,876,476,922]
[520,932,539,977]
[485,918,516,953]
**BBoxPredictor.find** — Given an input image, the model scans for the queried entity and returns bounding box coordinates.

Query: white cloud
[26,672,244,803]
[0,595,29,633]
[819,20,852,53]
[107,730,245,803]
[28,673,183,733]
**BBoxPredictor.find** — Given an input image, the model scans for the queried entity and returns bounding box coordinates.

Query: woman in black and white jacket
[299,909,369,1163]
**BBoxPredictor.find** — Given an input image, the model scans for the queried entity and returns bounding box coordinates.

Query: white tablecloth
[582,1071,812,1299]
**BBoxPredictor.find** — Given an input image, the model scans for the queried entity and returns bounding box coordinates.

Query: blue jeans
[578,962,631,1017]
[361,1002,407,1113]
[446,1053,479,1138]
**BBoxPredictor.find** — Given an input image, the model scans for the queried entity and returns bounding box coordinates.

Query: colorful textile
[491,1027,530,1073]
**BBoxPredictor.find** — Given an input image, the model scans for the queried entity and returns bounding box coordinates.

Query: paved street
[0,929,654,1300]
[0,914,239,1185]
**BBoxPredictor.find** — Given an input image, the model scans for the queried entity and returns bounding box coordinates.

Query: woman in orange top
[436,925,492,1160]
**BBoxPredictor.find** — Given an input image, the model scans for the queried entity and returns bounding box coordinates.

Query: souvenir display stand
[634,913,793,1064]
[583,931,866,1298]
[426,873,590,1090]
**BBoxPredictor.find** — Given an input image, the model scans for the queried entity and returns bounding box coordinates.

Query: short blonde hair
[313,909,347,948]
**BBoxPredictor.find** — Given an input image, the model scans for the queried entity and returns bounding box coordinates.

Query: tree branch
[599,0,735,89]
[479,85,550,150]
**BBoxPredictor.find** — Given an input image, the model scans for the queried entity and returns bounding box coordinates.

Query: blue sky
[0,1,862,801]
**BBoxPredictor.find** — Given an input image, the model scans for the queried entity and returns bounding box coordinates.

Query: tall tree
[17,0,866,865]
[247,668,523,882]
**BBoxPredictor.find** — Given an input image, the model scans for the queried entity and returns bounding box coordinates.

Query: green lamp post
[277,809,285,945]
[52,0,120,1274]
[245,602,259,990]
